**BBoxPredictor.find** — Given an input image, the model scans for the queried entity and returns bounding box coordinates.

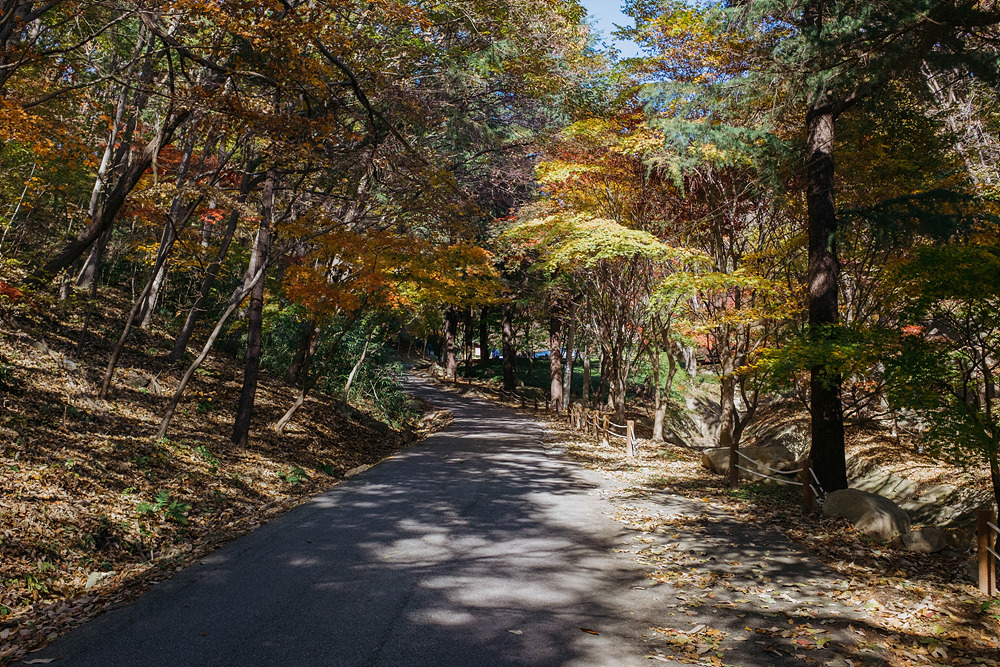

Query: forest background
[2,0,1000,659]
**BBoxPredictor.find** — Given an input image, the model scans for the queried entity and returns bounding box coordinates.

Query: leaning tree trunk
[805,93,848,492]
[502,303,515,392]
[99,209,191,400]
[343,329,374,404]
[444,306,459,379]
[28,110,190,286]
[156,261,269,440]
[232,169,276,448]
[548,311,563,412]
[274,325,320,434]
[287,318,317,383]
[170,169,254,361]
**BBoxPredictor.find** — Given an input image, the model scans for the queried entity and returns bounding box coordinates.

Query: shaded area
[20,376,870,667]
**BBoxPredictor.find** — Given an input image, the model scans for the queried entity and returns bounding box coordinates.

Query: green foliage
[282,467,308,485]
[137,490,191,525]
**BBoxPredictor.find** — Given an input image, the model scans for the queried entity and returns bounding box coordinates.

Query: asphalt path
[21,376,862,667]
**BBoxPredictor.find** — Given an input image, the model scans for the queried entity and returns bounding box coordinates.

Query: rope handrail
[809,468,827,497]
[734,464,804,486]
[609,421,627,430]
[989,546,1000,561]
[608,431,627,440]
[735,450,803,475]
[988,521,999,535]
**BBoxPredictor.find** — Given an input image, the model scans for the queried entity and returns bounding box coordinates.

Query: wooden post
[602,415,609,446]
[626,420,636,457]
[801,458,814,514]
[978,509,997,596]
[520,394,525,408]
[533,397,538,412]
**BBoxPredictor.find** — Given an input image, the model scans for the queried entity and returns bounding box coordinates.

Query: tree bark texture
[502,303,515,392]
[444,305,459,378]
[548,311,563,412]
[806,95,848,492]
[479,305,489,363]
[562,299,576,410]
[231,169,275,447]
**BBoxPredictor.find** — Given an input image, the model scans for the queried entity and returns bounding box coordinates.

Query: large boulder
[701,445,797,480]
[823,488,911,540]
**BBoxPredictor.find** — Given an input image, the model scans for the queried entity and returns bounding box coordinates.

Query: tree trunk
[343,329,374,403]
[156,261,269,440]
[651,347,664,443]
[805,88,848,492]
[170,167,255,361]
[479,305,489,363]
[287,318,317,383]
[231,169,276,447]
[464,306,474,377]
[502,303,515,392]
[444,306,459,378]
[28,110,190,286]
[274,324,320,434]
[549,312,563,412]
[582,340,591,409]
[562,299,576,410]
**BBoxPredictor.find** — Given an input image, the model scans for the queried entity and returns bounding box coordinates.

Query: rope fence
[979,510,999,596]
[432,371,822,516]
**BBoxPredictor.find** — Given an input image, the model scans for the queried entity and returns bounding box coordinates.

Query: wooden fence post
[626,420,636,457]
[978,509,997,596]
[602,415,609,446]
[533,397,538,412]
[520,394,525,408]
[801,458,814,514]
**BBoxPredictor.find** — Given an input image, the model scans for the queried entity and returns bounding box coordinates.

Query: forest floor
[429,376,1000,667]
[0,289,451,665]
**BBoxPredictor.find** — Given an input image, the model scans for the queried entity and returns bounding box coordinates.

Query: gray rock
[85,571,115,591]
[823,488,911,540]
[900,526,947,553]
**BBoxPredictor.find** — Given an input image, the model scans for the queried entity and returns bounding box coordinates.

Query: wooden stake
[626,420,636,457]
[978,509,997,596]
[602,415,609,446]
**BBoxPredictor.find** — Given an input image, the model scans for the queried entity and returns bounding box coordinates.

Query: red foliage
[0,280,24,303]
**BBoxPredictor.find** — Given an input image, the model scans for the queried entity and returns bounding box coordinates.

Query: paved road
[21,376,861,667]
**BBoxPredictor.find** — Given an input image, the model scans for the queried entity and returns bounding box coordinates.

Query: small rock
[59,358,78,372]
[84,571,115,591]
[824,488,911,540]
[31,340,48,354]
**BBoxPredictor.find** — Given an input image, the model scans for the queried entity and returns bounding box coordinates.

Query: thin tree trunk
[444,306,459,378]
[99,228,176,400]
[287,318,317,383]
[274,325,320,434]
[582,339,591,409]
[169,174,252,360]
[549,311,563,412]
[502,303,515,391]
[343,329,374,403]
[231,168,276,447]
[479,305,489,363]
[651,346,665,443]
[464,306,474,377]
[562,299,576,410]
[156,261,269,440]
